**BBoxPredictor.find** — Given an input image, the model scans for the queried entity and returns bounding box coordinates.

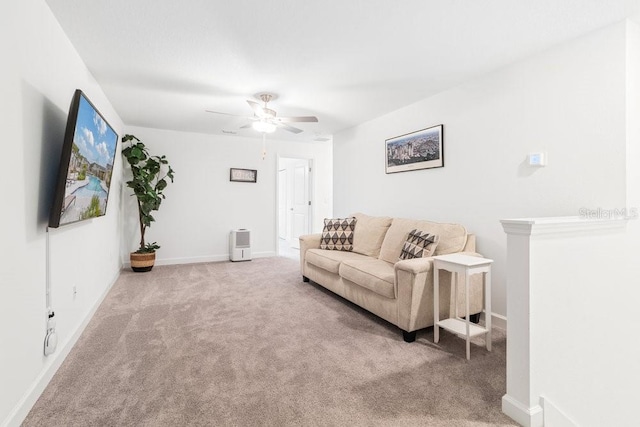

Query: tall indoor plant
[122,134,175,272]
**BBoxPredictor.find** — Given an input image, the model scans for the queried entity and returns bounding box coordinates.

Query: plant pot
[130,252,156,272]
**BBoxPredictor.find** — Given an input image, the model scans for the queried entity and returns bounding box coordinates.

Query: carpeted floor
[24,257,517,426]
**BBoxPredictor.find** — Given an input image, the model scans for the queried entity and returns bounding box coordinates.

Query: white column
[500,219,541,427]
[500,216,629,427]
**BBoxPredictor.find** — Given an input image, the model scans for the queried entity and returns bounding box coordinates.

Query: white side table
[433,253,493,360]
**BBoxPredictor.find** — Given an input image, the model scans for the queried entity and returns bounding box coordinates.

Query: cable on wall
[44,227,57,356]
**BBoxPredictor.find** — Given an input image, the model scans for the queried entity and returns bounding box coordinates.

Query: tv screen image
[49,90,118,228]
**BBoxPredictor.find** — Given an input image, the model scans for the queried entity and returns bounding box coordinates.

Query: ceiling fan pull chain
[262,133,267,160]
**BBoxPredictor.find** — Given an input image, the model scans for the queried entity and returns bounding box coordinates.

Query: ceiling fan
[206,93,318,134]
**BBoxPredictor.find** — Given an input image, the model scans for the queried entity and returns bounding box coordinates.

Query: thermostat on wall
[528,152,547,166]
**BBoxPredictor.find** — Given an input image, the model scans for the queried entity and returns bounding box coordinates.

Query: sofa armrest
[299,233,323,276]
[463,234,476,252]
[394,250,482,275]
[394,258,435,332]
[394,257,434,275]
[393,251,485,332]
[299,233,322,252]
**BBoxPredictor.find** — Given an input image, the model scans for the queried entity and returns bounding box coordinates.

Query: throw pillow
[399,229,439,260]
[320,217,357,251]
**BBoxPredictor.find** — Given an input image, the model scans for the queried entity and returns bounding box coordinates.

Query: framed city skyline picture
[385,124,444,174]
[230,168,257,183]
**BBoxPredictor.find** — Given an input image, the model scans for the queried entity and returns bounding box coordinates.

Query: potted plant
[121,134,175,272]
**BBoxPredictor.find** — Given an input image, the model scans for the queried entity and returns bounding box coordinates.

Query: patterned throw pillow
[320,217,357,251]
[399,229,439,260]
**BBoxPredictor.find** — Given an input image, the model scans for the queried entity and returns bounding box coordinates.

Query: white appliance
[230,229,252,262]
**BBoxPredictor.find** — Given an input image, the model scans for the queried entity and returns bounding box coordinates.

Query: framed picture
[385,124,444,174]
[230,168,257,183]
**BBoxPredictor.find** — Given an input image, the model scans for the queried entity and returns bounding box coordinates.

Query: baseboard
[154,254,229,266]
[1,269,121,427]
[480,311,507,330]
[122,251,278,268]
[491,311,507,330]
[502,394,543,427]
[541,395,578,427]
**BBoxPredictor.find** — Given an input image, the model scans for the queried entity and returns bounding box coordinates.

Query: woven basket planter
[130,252,156,272]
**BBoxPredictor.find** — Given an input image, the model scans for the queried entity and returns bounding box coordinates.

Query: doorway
[277,157,312,258]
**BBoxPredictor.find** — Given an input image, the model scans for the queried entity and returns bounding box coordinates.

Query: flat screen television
[49,89,118,228]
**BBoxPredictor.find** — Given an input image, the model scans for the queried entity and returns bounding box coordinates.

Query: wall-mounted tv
[49,89,118,228]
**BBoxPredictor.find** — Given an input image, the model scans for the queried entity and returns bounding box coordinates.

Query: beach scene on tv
[59,96,117,225]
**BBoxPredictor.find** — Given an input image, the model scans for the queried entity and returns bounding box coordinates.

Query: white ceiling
[46,0,639,142]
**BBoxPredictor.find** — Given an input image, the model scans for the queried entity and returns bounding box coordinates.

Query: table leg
[434,265,440,343]
[486,269,492,352]
[453,271,458,319]
[465,269,470,360]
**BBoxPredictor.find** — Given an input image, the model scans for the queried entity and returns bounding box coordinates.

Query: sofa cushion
[305,249,369,275]
[398,229,439,260]
[350,213,392,258]
[379,218,467,264]
[320,217,357,251]
[339,258,395,299]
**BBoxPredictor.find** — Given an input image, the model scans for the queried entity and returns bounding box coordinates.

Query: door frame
[277,168,287,240]
[276,155,313,256]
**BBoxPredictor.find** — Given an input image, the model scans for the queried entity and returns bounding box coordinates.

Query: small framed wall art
[230,168,257,183]
[385,124,444,174]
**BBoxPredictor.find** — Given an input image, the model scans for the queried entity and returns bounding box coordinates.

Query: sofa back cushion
[350,212,392,258]
[379,218,468,264]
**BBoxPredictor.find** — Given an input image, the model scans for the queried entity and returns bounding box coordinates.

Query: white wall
[333,22,628,320]
[0,1,124,425]
[121,126,332,265]
[627,19,640,211]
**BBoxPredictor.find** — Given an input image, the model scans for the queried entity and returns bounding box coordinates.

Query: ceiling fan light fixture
[207,91,316,135]
[252,120,276,133]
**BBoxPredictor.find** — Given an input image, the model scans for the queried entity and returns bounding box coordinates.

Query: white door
[289,159,310,249]
[278,169,287,239]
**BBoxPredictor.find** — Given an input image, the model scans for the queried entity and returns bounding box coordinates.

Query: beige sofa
[299,213,483,342]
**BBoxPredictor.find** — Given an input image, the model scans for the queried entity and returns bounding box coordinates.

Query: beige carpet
[24,257,516,426]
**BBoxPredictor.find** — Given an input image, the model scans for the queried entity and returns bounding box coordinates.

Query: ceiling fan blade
[205,110,245,117]
[276,122,303,134]
[275,116,318,123]
[205,110,248,118]
[239,122,254,129]
[247,100,266,118]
